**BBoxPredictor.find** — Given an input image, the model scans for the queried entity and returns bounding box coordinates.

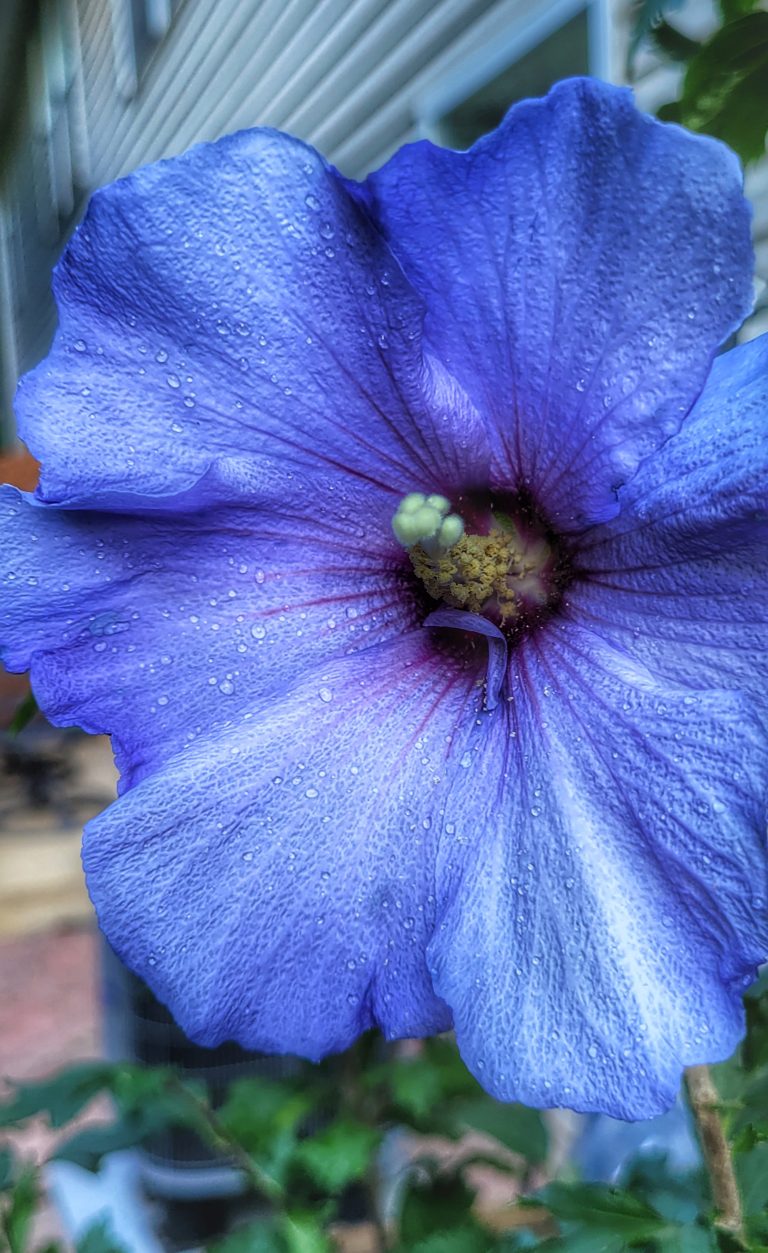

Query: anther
[393,491,560,627]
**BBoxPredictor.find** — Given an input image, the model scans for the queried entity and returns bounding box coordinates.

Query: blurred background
[1,2,767,1251]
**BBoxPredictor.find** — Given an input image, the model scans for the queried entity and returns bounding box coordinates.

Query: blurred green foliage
[631,0,768,165]
[1,972,768,1252]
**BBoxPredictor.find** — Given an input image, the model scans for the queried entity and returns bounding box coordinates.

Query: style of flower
[1,78,766,1119]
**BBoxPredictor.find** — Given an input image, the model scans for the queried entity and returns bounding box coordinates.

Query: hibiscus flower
[1,78,766,1119]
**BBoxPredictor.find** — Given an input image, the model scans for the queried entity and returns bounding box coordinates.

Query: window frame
[414,0,612,145]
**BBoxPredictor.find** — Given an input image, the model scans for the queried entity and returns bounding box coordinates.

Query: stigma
[392,492,557,626]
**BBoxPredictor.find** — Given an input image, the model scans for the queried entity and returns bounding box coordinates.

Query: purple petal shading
[355,78,754,529]
[429,621,767,1118]
[424,607,507,710]
[0,485,418,789]
[81,633,493,1055]
[575,334,768,719]
[17,128,489,512]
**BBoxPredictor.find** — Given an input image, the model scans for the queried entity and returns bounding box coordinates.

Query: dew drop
[318,686,333,703]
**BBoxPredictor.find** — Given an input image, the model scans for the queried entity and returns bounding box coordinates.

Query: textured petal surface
[356,78,754,528]
[17,128,488,511]
[429,622,767,1118]
[575,334,768,719]
[0,486,420,789]
[81,632,495,1054]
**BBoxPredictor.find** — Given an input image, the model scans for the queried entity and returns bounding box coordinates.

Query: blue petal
[0,486,417,789]
[429,621,767,1119]
[355,78,753,529]
[576,334,768,721]
[80,632,492,1055]
[424,607,507,710]
[17,128,489,511]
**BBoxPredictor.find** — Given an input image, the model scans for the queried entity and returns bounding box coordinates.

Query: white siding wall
[1,0,766,437]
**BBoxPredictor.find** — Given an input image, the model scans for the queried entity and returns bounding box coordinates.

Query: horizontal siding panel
[3,0,767,425]
[307,0,499,166]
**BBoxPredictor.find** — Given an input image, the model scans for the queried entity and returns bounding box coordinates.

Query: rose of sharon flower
[1,78,766,1119]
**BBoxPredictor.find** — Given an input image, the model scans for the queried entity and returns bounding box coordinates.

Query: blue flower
[1,78,766,1119]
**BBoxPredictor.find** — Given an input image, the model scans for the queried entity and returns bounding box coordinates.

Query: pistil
[392,493,554,625]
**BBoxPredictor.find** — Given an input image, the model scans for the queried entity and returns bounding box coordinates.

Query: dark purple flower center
[397,488,573,644]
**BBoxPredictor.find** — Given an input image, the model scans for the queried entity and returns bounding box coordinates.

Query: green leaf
[293,1120,380,1193]
[732,1065,768,1135]
[677,12,768,164]
[75,1219,129,1253]
[54,1084,200,1172]
[622,1153,707,1226]
[218,1078,316,1157]
[7,692,38,736]
[377,1039,484,1136]
[649,20,701,61]
[54,1120,154,1172]
[718,0,763,21]
[399,1170,476,1245]
[538,1181,668,1240]
[389,1057,456,1122]
[280,1212,332,1253]
[0,1062,116,1128]
[657,1226,718,1252]
[453,1099,548,1165]
[657,101,683,123]
[1,1164,39,1253]
[743,970,768,1072]
[736,1143,768,1216]
[406,1229,493,1253]
[533,1236,625,1253]
[208,1221,285,1253]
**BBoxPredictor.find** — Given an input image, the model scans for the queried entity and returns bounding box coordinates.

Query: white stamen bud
[392,492,465,555]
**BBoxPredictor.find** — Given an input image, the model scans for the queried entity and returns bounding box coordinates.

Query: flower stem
[168,1075,286,1206]
[684,1064,745,1246]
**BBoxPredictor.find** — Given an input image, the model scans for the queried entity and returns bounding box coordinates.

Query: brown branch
[684,1064,745,1245]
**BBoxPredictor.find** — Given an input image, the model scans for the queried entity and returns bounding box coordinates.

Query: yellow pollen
[392,494,553,622]
[411,527,551,622]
